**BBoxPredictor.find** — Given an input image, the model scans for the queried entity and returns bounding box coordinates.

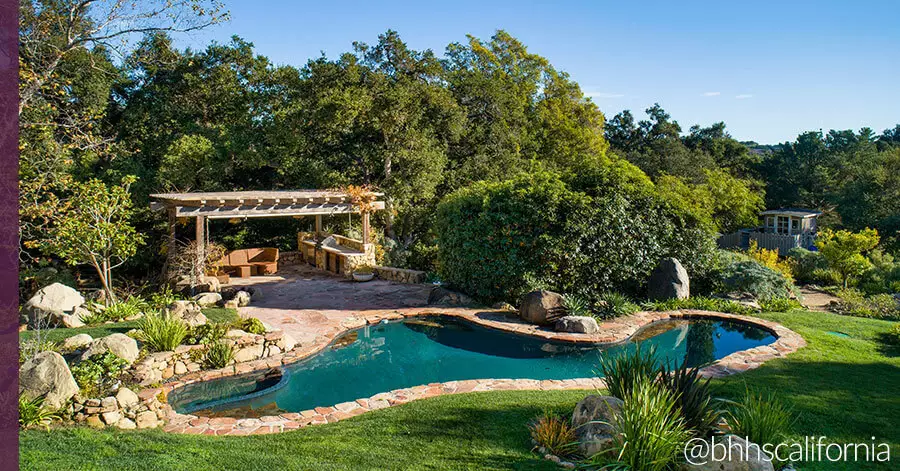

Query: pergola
[149,190,385,256]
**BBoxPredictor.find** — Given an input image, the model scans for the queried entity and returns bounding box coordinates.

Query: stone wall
[279,251,303,266]
[71,387,168,430]
[375,266,427,284]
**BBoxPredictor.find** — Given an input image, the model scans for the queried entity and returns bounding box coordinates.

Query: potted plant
[352,265,375,282]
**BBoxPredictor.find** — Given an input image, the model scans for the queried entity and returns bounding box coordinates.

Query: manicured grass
[20,308,239,344]
[19,311,900,470]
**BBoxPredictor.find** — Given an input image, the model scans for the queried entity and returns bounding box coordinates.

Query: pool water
[169,316,775,414]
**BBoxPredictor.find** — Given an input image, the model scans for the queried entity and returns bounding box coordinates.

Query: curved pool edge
[153,309,806,436]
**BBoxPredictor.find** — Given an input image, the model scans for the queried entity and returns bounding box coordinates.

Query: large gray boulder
[81,333,139,364]
[648,258,690,301]
[19,351,79,409]
[677,435,774,471]
[571,395,624,458]
[61,333,94,352]
[427,287,474,306]
[193,292,222,307]
[554,316,600,334]
[519,290,566,325]
[24,283,85,326]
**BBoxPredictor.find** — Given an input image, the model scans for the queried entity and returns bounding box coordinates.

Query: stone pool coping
[153,309,805,435]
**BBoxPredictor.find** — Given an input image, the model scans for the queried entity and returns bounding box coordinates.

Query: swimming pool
[168,315,775,415]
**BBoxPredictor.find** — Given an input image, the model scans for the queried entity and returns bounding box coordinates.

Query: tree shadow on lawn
[873,332,900,358]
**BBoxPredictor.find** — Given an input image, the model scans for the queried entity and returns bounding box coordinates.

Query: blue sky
[174,0,900,144]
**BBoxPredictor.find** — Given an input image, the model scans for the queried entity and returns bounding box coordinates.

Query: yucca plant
[18,394,61,430]
[598,292,640,319]
[591,376,690,471]
[205,340,234,369]
[659,358,722,436]
[528,411,578,458]
[598,343,662,400]
[561,293,591,317]
[103,296,149,321]
[137,311,188,352]
[727,388,794,447]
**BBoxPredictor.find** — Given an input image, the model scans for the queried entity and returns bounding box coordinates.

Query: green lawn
[20,311,900,470]
[20,308,239,344]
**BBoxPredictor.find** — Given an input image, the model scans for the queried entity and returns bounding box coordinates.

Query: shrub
[205,340,234,369]
[642,297,757,316]
[716,260,794,301]
[788,247,833,285]
[832,288,900,320]
[234,317,266,335]
[727,389,794,448]
[18,394,61,430]
[815,228,880,288]
[103,296,149,322]
[595,376,690,471]
[759,297,804,313]
[148,287,182,310]
[857,250,900,295]
[70,352,129,397]
[889,324,900,345]
[528,411,578,458]
[746,240,794,284]
[138,311,189,352]
[77,304,108,325]
[598,343,661,400]
[659,358,722,436]
[353,265,375,275]
[186,323,229,346]
[595,292,640,319]
[561,293,590,317]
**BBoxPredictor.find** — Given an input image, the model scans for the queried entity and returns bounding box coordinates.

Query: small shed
[759,208,821,236]
[718,208,822,255]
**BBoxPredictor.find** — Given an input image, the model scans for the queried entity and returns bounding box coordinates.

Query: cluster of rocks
[427,286,475,306]
[22,282,89,328]
[191,287,258,309]
[131,328,296,386]
[517,290,601,334]
[374,266,427,284]
[70,387,168,430]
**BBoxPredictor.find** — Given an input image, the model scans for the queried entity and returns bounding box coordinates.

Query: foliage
[148,287,183,311]
[594,292,640,319]
[561,294,590,317]
[641,297,757,316]
[593,376,690,471]
[19,338,58,365]
[18,394,61,430]
[185,323,229,346]
[788,247,837,285]
[102,297,149,322]
[659,358,722,436]
[726,388,794,448]
[234,317,266,335]
[745,241,794,284]
[857,250,900,295]
[889,324,900,345]
[204,340,234,369]
[815,228,880,288]
[29,177,144,302]
[758,297,804,313]
[598,343,660,400]
[166,240,228,292]
[77,304,108,326]
[831,288,900,320]
[70,352,129,398]
[353,265,375,275]
[714,259,795,301]
[656,169,765,233]
[137,312,189,352]
[528,411,578,458]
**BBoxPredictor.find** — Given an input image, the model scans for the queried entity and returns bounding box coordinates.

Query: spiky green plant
[659,358,723,436]
[18,394,61,430]
[138,311,188,352]
[727,388,794,447]
[528,411,578,458]
[598,343,661,400]
[103,296,149,321]
[597,292,640,319]
[561,293,590,317]
[205,340,234,369]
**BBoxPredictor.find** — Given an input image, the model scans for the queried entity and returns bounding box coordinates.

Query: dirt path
[799,286,839,312]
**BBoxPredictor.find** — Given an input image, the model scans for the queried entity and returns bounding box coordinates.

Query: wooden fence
[718,231,811,256]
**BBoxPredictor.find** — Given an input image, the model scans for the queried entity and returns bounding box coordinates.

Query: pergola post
[362,212,370,244]
[161,207,177,280]
[195,215,206,284]
[315,214,322,240]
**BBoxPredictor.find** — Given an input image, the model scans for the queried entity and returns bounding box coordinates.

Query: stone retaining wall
[71,387,169,430]
[375,266,427,284]
[152,309,806,436]
[279,251,304,265]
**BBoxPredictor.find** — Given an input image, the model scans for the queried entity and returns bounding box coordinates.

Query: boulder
[193,292,222,307]
[24,282,85,326]
[81,333,139,364]
[61,333,93,351]
[199,275,221,293]
[135,410,158,429]
[116,417,137,429]
[427,287,474,306]
[648,257,690,301]
[19,351,80,409]
[115,387,139,409]
[677,435,774,471]
[554,316,600,334]
[166,300,208,327]
[233,290,252,307]
[519,290,566,325]
[571,395,624,458]
[59,310,86,328]
[233,343,264,363]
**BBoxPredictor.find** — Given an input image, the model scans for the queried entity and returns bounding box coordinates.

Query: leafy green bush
[759,297,804,313]
[561,293,590,317]
[889,324,900,345]
[138,311,189,352]
[103,296,150,322]
[528,411,578,458]
[642,296,757,316]
[727,389,794,448]
[77,304,108,325]
[788,247,833,284]
[234,317,267,335]
[18,394,61,430]
[186,323,229,346]
[659,358,722,436]
[148,287,182,310]
[598,343,660,400]
[593,376,689,470]
[857,250,900,295]
[595,292,640,319]
[832,288,900,320]
[205,340,234,369]
[70,352,129,397]
[716,260,794,301]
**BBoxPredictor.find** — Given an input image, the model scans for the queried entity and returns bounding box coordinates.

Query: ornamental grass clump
[726,388,794,447]
[138,311,188,352]
[205,340,234,369]
[596,292,640,319]
[659,358,723,436]
[528,411,578,458]
[598,343,661,400]
[18,394,61,430]
[591,376,690,471]
[561,293,590,317]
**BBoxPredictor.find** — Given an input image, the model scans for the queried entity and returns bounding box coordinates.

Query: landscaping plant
[102,296,149,322]
[815,228,880,288]
[205,340,234,369]
[138,311,189,352]
[18,394,61,430]
[595,292,640,319]
[561,293,590,317]
[527,411,578,458]
[659,358,722,436]
[758,297,804,313]
[642,297,757,316]
[591,376,690,471]
[598,343,660,400]
[726,388,794,447]
[234,317,266,335]
[70,352,129,398]
[186,323,229,346]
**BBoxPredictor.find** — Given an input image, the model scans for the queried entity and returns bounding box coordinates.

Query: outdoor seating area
[219,248,279,278]
[298,233,375,277]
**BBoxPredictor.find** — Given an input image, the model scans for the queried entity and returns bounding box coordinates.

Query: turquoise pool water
[169,316,775,415]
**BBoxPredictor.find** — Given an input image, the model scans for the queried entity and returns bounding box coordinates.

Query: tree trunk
[383,149,395,239]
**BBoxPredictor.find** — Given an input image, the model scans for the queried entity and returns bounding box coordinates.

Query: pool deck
[152,264,806,436]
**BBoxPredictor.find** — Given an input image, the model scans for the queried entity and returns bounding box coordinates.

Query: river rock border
[154,309,805,435]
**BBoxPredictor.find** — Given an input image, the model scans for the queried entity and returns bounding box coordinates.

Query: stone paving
[152,265,806,436]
